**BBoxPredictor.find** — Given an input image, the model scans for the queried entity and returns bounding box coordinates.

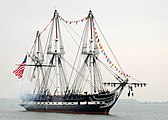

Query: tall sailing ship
[14,10,146,114]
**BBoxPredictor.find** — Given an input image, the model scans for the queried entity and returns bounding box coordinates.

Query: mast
[89,10,103,93]
[71,10,104,94]
[26,30,45,95]
[40,10,67,95]
[36,31,42,93]
[89,10,94,93]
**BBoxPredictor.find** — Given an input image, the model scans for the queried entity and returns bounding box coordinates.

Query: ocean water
[0,100,168,120]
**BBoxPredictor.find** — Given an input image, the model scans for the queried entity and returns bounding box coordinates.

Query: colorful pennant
[93,26,130,78]
[58,15,88,25]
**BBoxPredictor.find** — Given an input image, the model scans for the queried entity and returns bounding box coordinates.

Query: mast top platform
[54,10,58,17]
[88,10,94,19]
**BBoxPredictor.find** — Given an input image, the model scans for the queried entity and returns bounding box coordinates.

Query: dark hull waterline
[21,103,114,115]
[20,80,128,115]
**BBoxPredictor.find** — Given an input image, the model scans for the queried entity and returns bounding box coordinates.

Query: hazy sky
[0,0,168,102]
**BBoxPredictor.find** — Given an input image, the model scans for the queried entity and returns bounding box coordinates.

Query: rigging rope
[67,19,90,90]
[62,57,100,92]
[61,21,79,47]
[58,15,88,25]
[40,18,54,35]
[94,19,124,74]
[97,58,123,83]
[130,76,143,83]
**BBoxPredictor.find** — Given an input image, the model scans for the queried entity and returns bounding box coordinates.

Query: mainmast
[40,10,67,95]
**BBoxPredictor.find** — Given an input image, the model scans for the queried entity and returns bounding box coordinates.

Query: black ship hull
[20,91,119,114]
[20,80,128,114]
[21,103,114,114]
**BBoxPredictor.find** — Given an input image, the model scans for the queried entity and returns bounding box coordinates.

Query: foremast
[70,10,105,95]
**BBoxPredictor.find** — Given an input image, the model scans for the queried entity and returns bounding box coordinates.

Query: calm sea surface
[0,100,167,120]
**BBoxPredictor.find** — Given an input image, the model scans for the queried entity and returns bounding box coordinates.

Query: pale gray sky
[0,0,168,102]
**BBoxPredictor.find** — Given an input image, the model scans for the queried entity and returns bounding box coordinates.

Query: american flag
[13,55,27,79]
